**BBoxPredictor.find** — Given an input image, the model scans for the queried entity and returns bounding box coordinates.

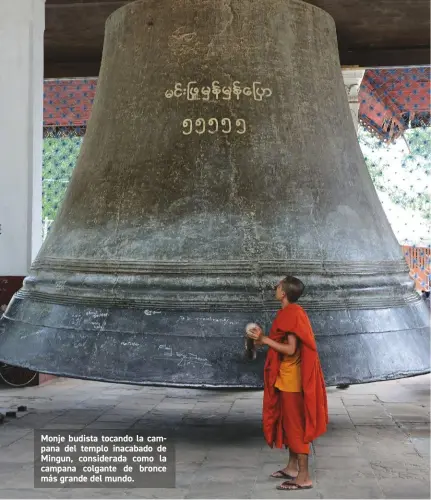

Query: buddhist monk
[246,276,328,491]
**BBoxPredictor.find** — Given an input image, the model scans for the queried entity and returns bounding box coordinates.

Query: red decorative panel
[43,78,97,127]
[0,277,24,311]
[359,67,430,142]
[401,245,431,292]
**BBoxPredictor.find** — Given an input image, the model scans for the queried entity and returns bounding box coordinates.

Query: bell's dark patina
[0,0,429,387]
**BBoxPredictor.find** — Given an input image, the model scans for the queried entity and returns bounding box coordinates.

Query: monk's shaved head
[280,276,305,303]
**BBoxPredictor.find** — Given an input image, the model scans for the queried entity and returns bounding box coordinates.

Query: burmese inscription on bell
[165,79,273,135]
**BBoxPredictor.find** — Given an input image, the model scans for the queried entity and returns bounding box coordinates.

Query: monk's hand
[247,326,264,343]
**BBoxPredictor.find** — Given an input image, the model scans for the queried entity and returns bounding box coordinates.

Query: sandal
[276,481,313,490]
[270,470,296,480]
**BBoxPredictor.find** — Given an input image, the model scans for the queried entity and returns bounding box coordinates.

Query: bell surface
[0,0,429,387]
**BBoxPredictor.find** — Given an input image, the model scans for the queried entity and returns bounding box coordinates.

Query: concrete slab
[377,477,430,499]
[0,374,428,499]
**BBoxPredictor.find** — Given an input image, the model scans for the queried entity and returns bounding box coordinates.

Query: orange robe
[275,349,301,392]
[262,304,328,450]
[279,392,309,454]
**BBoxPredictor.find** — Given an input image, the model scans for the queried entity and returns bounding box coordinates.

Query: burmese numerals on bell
[182,117,246,135]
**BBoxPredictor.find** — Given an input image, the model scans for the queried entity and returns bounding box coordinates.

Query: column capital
[0,0,45,24]
[342,68,365,102]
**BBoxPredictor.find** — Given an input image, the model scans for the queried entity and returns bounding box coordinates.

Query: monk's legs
[277,453,313,490]
[276,392,313,489]
[286,450,299,476]
[273,449,298,477]
[295,453,312,486]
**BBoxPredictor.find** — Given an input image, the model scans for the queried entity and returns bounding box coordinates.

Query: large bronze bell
[0,0,429,387]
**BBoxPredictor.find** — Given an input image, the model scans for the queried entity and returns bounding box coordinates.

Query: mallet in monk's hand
[245,323,260,360]
[246,322,265,347]
[246,323,263,341]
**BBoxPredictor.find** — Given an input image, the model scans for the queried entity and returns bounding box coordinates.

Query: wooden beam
[45,47,431,79]
[339,47,431,69]
[44,59,101,79]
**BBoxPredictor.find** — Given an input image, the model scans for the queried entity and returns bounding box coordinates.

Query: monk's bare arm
[262,333,297,355]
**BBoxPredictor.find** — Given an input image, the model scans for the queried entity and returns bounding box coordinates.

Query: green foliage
[41,127,430,237]
[359,126,430,221]
[42,134,82,221]
[405,127,431,162]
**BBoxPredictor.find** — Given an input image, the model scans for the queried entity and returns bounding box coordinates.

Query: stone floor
[0,374,429,499]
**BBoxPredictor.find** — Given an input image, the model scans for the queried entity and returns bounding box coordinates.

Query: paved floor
[0,374,429,499]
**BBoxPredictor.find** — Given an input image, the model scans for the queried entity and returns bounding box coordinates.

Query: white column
[342,68,365,134]
[0,0,45,276]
